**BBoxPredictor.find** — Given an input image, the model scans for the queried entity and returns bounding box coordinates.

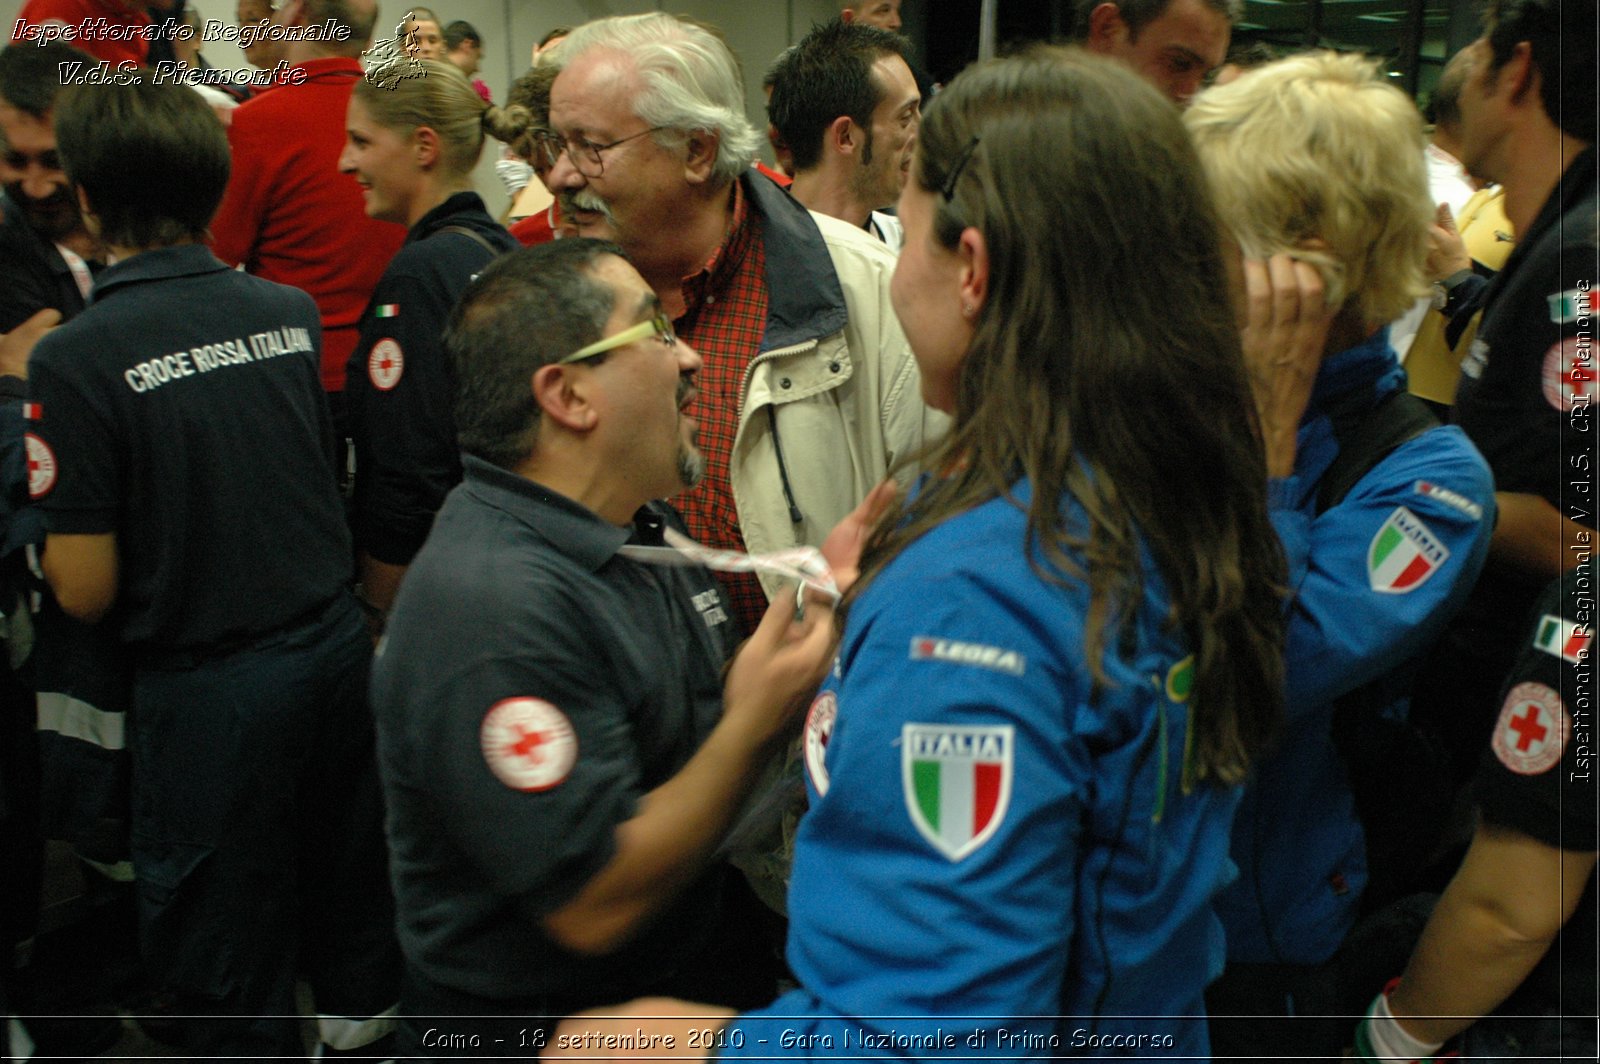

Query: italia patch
[903,723,1013,861]
[909,636,1025,677]
[374,304,401,318]
[1492,682,1568,776]
[1547,286,1596,325]
[1541,336,1594,412]
[1414,481,1484,521]
[24,433,56,499]
[803,691,837,797]
[1533,614,1592,665]
[480,697,577,792]
[368,338,404,391]
[1367,506,1449,594]
[22,402,40,421]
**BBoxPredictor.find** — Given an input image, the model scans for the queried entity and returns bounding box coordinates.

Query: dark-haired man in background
[767,19,919,250]
[1073,0,1237,107]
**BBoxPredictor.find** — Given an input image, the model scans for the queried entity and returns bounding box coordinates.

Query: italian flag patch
[903,723,1013,861]
[1547,287,1596,325]
[1534,614,1591,665]
[1367,506,1449,594]
[375,304,400,318]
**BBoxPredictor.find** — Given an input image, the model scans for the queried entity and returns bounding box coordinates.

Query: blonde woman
[340,59,525,623]
[1184,52,1496,1061]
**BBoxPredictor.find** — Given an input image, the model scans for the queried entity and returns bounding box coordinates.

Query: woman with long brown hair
[550,46,1285,1060]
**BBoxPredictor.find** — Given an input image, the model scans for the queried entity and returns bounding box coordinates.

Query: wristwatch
[1431,268,1476,312]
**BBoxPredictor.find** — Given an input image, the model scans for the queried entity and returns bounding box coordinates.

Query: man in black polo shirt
[0,42,102,333]
[371,239,836,1056]
[1411,0,1596,783]
[28,73,398,1059]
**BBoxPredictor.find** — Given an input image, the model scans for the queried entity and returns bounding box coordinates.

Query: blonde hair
[1184,51,1432,326]
[355,59,533,176]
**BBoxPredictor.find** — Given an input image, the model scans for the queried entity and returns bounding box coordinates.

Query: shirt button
[828,362,841,373]
[780,378,792,390]
[706,295,716,305]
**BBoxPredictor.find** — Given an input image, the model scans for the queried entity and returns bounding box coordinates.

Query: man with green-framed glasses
[371,238,841,1054]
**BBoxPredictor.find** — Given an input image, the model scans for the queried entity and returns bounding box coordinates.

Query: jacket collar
[89,244,230,304]
[742,171,848,349]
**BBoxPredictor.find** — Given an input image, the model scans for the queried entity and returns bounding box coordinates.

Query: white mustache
[561,190,615,222]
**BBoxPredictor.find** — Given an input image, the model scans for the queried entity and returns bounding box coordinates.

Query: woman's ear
[957,225,990,318]
[413,126,443,169]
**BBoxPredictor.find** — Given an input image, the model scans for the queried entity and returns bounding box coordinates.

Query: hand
[1424,203,1472,282]
[1238,253,1337,478]
[820,479,897,595]
[0,308,63,379]
[721,588,836,748]
[545,999,735,1059]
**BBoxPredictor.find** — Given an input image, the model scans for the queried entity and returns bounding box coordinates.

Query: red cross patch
[480,697,577,792]
[803,690,838,797]
[1491,682,1568,776]
[24,433,56,498]
[368,338,404,391]
[1542,336,1594,412]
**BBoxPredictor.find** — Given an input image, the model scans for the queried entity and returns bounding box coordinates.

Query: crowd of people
[0,0,1593,1061]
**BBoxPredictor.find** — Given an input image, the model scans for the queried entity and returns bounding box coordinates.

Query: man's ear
[683,130,719,185]
[532,363,598,432]
[828,115,859,157]
[1086,3,1129,51]
[1502,40,1538,109]
[274,0,305,28]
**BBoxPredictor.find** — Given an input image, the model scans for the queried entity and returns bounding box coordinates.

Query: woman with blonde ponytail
[340,59,525,622]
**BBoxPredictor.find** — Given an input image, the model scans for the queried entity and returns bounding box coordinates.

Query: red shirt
[673,180,771,635]
[509,209,557,247]
[753,161,792,188]
[209,58,406,392]
[13,0,150,67]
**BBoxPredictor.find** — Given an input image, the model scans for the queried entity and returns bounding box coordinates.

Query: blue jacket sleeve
[1275,425,1495,716]
[720,561,1081,1058]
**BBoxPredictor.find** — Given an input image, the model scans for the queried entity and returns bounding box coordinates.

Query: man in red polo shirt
[11,0,172,68]
[210,0,404,434]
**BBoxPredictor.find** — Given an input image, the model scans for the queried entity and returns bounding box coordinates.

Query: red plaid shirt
[674,179,770,636]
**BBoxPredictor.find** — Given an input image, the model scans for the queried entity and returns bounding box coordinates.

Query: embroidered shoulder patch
[803,691,837,797]
[480,697,577,792]
[902,723,1013,861]
[368,338,404,391]
[909,636,1026,677]
[24,434,56,499]
[1413,480,1484,521]
[1491,682,1569,776]
[1542,337,1593,413]
[1367,506,1449,594]
[1533,614,1591,665]
[1547,286,1595,325]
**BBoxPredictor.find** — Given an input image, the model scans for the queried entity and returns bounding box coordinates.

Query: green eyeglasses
[559,310,678,365]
